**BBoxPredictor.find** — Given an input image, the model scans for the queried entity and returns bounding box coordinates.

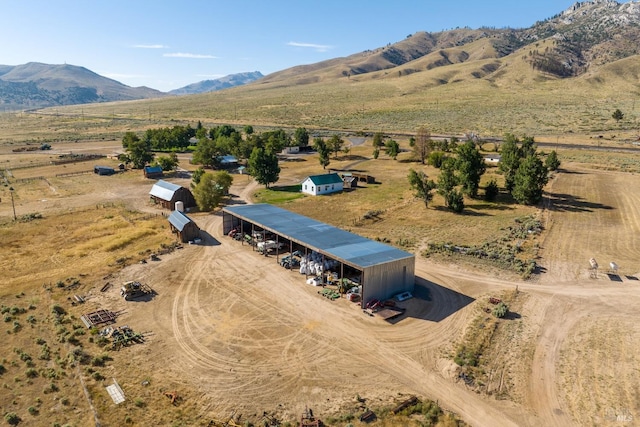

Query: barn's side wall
[361,257,415,304]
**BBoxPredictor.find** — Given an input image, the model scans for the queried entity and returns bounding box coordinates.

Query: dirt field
[2,140,640,426]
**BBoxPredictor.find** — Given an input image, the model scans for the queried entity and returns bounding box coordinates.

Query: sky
[0,0,608,92]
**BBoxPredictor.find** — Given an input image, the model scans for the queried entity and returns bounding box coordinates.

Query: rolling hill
[11,0,640,140]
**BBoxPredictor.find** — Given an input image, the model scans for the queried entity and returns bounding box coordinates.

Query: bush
[27,406,38,415]
[51,305,66,316]
[493,302,509,318]
[25,368,38,378]
[4,412,20,425]
[484,179,499,201]
[445,189,465,213]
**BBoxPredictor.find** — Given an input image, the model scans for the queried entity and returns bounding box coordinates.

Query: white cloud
[132,44,169,49]
[287,41,333,52]
[163,52,217,59]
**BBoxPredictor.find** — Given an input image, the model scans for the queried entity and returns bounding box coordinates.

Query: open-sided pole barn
[222,204,415,307]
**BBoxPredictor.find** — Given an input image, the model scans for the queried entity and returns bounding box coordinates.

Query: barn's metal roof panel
[168,210,192,231]
[149,179,180,201]
[223,204,414,268]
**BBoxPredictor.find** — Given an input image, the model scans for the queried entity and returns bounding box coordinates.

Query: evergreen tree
[498,133,521,191]
[512,155,549,205]
[545,150,561,171]
[455,140,485,197]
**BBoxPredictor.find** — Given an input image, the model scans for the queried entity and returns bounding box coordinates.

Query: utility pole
[9,186,16,220]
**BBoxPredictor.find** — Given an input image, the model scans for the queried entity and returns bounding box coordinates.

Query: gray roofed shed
[168,210,200,242]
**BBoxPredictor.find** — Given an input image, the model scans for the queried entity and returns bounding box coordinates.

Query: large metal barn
[222,204,415,307]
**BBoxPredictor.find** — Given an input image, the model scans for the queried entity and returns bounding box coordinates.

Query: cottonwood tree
[385,139,400,159]
[327,134,345,158]
[154,153,178,171]
[294,127,309,147]
[247,147,280,188]
[122,132,153,169]
[408,169,436,208]
[193,171,233,211]
[313,137,331,169]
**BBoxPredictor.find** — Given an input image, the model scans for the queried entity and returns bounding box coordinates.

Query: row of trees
[408,132,560,212]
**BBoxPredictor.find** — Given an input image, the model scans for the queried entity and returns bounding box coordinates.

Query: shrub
[493,302,509,318]
[51,305,66,316]
[134,398,145,408]
[4,412,20,425]
[25,368,38,378]
[484,179,499,201]
[28,406,38,415]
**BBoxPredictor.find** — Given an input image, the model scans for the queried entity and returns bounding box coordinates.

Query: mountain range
[1,0,638,110]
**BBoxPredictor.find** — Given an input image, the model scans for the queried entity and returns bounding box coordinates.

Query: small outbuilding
[168,210,200,243]
[149,179,196,210]
[301,173,344,196]
[144,165,164,179]
[94,166,115,176]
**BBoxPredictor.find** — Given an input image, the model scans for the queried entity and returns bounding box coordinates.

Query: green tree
[455,140,486,197]
[427,151,446,168]
[314,137,331,169]
[154,153,178,171]
[193,171,233,211]
[191,167,205,189]
[484,179,499,201]
[445,189,465,213]
[191,137,223,169]
[372,132,385,148]
[327,134,344,158]
[612,108,624,122]
[243,125,254,135]
[385,139,400,159]
[294,127,310,147]
[512,155,549,205]
[373,147,380,159]
[247,147,280,188]
[408,169,436,208]
[545,150,561,171]
[437,159,457,197]
[122,131,154,169]
[498,133,521,192]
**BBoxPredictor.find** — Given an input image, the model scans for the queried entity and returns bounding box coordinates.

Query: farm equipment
[280,250,302,269]
[319,288,340,300]
[257,240,284,254]
[120,281,153,300]
[110,325,144,350]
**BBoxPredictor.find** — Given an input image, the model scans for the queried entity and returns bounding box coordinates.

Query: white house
[301,173,344,196]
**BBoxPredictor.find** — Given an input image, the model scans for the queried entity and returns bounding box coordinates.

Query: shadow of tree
[546,192,614,213]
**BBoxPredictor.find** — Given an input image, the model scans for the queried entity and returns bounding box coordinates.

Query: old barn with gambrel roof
[149,180,196,210]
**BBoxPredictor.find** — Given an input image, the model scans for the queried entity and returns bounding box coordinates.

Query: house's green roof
[305,173,343,185]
